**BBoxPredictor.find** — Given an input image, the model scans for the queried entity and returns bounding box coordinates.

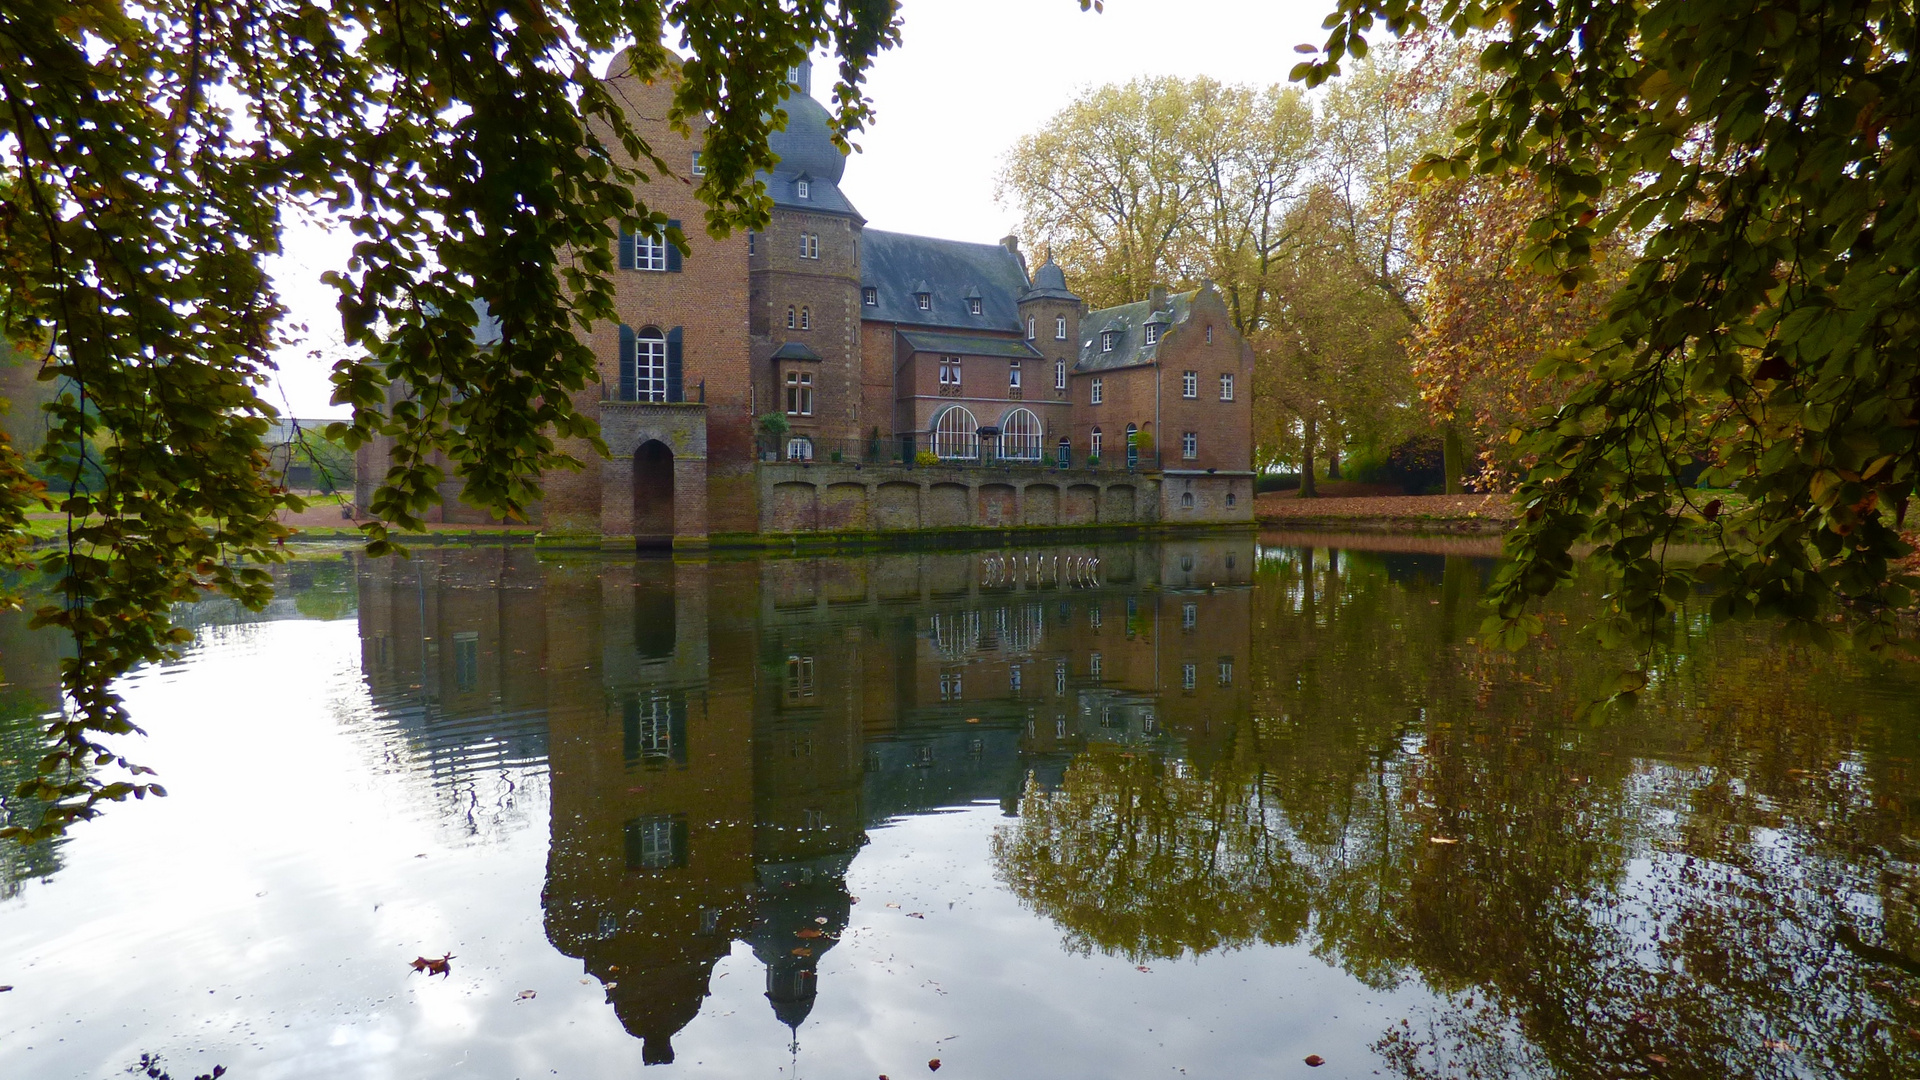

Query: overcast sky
[266,0,1335,417]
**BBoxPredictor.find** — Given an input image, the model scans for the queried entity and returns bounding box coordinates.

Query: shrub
[757,412,791,437]
[914,449,939,467]
[1085,454,1101,467]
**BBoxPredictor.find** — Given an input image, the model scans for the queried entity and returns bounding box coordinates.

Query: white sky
[266,0,1336,417]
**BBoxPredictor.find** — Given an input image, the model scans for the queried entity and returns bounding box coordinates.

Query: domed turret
[768,93,847,185]
[1022,253,1080,302]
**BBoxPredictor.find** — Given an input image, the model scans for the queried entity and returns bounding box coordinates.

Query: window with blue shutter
[618,231,635,271]
[666,220,682,272]
[666,326,684,402]
[619,324,637,400]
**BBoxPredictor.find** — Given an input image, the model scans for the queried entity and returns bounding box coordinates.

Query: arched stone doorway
[633,440,675,550]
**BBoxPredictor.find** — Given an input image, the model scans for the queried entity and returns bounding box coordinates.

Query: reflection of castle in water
[354,538,1252,1062]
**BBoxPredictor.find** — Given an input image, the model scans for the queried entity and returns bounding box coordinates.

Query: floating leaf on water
[1136,965,1151,973]
[886,902,900,908]
[907,912,925,919]
[408,953,454,977]
[0,985,11,992]
[1304,1055,1325,1067]
[815,916,829,924]
[791,947,812,957]
[1428,836,1459,845]
[928,1059,941,1072]
[798,928,824,939]
[517,989,537,1000]
[1646,1053,1668,1066]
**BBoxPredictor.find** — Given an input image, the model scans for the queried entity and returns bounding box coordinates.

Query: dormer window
[969,297,983,316]
[1100,330,1118,352]
[1144,323,1162,346]
[796,178,810,199]
[916,292,932,311]
[863,287,878,306]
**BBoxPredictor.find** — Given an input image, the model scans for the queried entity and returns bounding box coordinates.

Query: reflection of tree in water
[995,547,1920,1079]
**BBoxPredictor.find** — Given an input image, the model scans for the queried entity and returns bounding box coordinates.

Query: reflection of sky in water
[0,541,1914,1079]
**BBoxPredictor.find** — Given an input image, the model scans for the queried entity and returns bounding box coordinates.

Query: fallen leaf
[886,903,901,909]
[1646,1053,1668,1066]
[1428,836,1459,845]
[928,1059,942,1072]
[517,989,537,1000]
[907,912,925,919]
[1304,1055,1325,1067]
[791,948,812,957]
[798,928,824,939]
[1136,965,1151,973]
[0,985,11,992]
[815,916,829,924]
[850,896,860,904]
[409,953,455,977]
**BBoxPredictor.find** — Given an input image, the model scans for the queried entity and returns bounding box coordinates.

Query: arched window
[1090,427,1103,458]
[786,305,796,329]
[1026,315,1036,340]
[1180,491,1195,509]
[1001,408,1042,461]
[622,326,668,402]
[1055,358,1067,390]
[933,406,979,461]
[800,305,811,330]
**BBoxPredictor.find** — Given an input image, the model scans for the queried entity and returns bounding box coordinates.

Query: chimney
[1001,234,1027,277]
[1148,283,1168,312]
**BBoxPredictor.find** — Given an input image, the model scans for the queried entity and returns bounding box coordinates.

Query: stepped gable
[1075,289,1198,373]
[860,229,1030,332]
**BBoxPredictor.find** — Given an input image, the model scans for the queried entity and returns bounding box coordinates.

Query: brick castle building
[357,55,1255,546]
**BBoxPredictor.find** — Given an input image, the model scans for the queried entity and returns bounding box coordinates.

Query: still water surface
[0,536,1915,1079]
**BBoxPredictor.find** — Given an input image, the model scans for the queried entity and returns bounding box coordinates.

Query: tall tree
[0,0,904,839]
[1300,0,1920,654]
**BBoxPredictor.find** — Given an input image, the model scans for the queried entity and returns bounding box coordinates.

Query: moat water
[0,536,1915,1079]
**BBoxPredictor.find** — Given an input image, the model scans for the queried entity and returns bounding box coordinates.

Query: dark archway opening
[634,440,675,550]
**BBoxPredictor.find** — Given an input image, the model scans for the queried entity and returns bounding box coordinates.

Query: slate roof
[860,229,1030,332]
[761,64,861,218]
[770,341,822,361]
[895,330,1044,360]
[1075,290,1197,373]
[1021,255,1080,302]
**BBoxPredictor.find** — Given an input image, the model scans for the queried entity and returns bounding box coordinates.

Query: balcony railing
[755,434,1161,471]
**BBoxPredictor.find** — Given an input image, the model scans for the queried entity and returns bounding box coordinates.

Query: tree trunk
[1327,447,1342,480]
[1299,416,1318,498]
[1442,422,1468,495]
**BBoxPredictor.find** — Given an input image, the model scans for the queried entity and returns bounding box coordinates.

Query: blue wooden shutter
[618,230,635,270]
[619,324,636,401]
[666,326,684,402]
[665,220,682,272]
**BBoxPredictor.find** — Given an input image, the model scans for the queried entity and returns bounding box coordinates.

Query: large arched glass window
[1001,408,1043,462]
[933,406,980,461]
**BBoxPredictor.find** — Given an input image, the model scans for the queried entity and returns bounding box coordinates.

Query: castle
[358,56,1255,547]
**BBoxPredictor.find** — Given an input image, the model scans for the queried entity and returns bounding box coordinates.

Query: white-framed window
[1055,359,1067,390]
[1145,323,1161,345]
[1091,427,1102,457]
[785,371,814,416]
[1002,407,1042,461]
[800,305,811,330]
[1205,324,1214,344]
[691,151,705,176]
[800,232,819,259]
[1055,660,1067,696]
[786,305,796,329]
[933,405,980,460]
[1010,665,1022,692]
[1100,330,1117,352]
[1220,373,1235,401]
[1218,658,1234,685]
[628,815,683,870]
[1182,370,1197,398]
[1009,362,1021,390]
[796,179,810,199]
[1183,602,1197,630]
[629,327,668,402]
[916,292,931,310]
[786,655,815,699]
[1090,377,1102,404]
[1090,652,1102,678]
[1182,663,1196,690]
[863,287,877,306]
[635,231,668,272]
[968,297,982,315]
[1055,717,1068,738]
[1182,431,1198,459]
[786,435,814,460]
[1027,315,1036,339]
[786,64,800,84]
[1056,315,1067,340]
[939,356,962,388]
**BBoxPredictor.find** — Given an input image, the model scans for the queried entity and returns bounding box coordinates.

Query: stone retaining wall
[755,463,1161,535]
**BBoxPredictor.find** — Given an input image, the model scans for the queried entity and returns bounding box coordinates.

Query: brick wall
[750,210,862,449]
